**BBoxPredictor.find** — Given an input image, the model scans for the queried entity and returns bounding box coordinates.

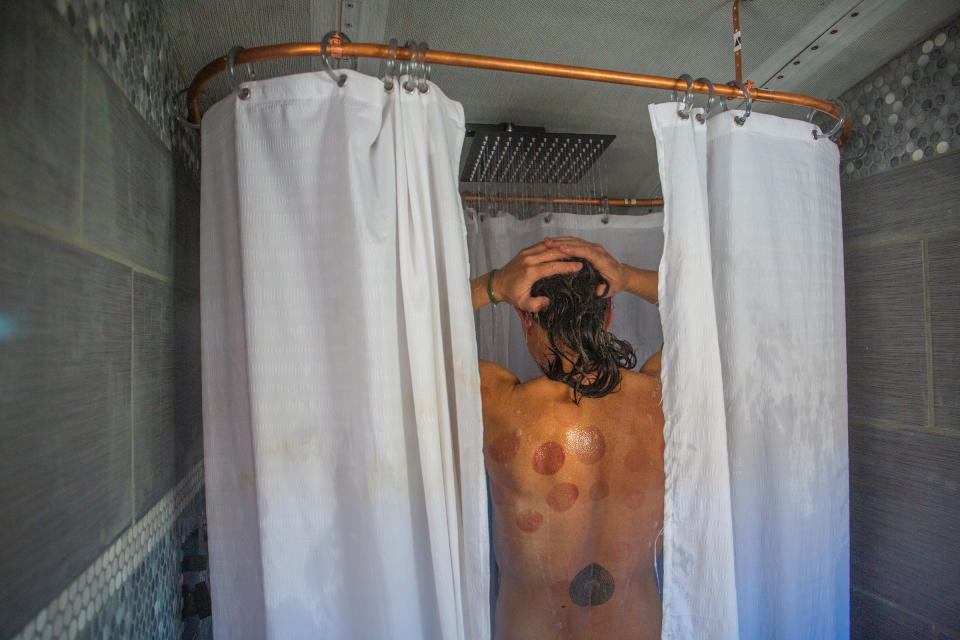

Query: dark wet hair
[530,258,637,402]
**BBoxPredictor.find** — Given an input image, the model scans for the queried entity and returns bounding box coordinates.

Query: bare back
[480,360,665,640]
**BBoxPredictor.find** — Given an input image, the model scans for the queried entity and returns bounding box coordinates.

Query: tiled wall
[0,2,204,639]
[842,17,960,639]
[840,16,960,182]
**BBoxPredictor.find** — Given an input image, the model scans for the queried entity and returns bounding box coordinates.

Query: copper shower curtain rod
[461,195,663,208]
[186,42,848,143]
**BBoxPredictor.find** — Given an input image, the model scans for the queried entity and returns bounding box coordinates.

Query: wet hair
[529,258,637,402]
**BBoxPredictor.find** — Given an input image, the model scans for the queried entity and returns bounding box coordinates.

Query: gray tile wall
[0,2,202,639]
[840,16,960,182]
[844,139,960,638]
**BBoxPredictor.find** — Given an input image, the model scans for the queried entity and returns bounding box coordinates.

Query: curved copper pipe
[186,42,844,138]
[461,195,663,208]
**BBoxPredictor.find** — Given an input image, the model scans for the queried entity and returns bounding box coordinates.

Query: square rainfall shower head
[460,126,615,184]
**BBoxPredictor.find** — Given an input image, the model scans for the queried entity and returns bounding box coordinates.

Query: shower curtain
[650,103,850,639]
[466,211,665,380]
[200,70,488,639]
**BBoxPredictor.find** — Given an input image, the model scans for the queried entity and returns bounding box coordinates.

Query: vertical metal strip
[733,0,743,85]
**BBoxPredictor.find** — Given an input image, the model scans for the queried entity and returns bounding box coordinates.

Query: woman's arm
[470,241,584,311]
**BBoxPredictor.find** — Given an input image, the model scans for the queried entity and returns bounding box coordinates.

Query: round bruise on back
[532,441,566,475]
[565,426,606,465]
[589,480,610,501]
[546,482,579,512]
[487,430,520,464]
[516,508,544,533]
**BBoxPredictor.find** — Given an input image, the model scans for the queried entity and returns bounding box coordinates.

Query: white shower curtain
[650,103,850,639]
[200,71,488,639]
[466,211,665,380]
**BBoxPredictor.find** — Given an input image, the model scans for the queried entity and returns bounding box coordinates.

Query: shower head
[460,123,615,184]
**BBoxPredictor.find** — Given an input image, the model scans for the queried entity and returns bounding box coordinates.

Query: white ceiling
[160,0,960,198]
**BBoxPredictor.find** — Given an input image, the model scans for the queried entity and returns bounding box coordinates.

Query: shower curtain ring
[672,74,694,119]
[381,39,398,92]
[694,77,717,123]
[170,88,201,130]
[601,197,611,224]
[814,99,846,140]
[320,31,354,87]
[417,42,431,93]
[227,46,252,100]
[727,80,752,125]
[403,41,420,92]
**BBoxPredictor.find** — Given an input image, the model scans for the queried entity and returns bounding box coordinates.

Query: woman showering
[469,237,664,639]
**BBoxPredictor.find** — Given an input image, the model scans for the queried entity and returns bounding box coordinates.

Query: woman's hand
[492,241,583,312]
[543,237,625,297]
[544,236,658,304]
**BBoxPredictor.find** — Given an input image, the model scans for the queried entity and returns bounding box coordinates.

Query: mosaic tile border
[10,464,204,640]
[840,15,960,182]
[48,0,200,175]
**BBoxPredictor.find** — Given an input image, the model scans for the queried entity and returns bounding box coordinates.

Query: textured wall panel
[0,227,132,638]
[928,233,960,430]
[849,424,960,634]
[851,589,939,640]
[0,2,83,235]
[841,153,960,243]
[83,57,175,277]
[132,274,177,518]
[173,287,203,479]
[844,243,928,425]
[133,275,203,519]
[173,161,202,294]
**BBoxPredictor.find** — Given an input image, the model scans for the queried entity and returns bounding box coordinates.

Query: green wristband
[487,269,500,305]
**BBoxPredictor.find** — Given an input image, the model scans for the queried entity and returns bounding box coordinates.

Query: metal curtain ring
[727,80,752,125]
[824,99,846,140]
[839,128,868,161]
[320,31,351,86]
[811,100,846,140]
[672,74,694,119]
[171,88,201,130]
[226,46,251,100]
[381,38,398,91]
[417,42,431,93]
[669,73,692,101]
[403,41,419,92]
[694,77,717,123]
[397,41,409,77]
